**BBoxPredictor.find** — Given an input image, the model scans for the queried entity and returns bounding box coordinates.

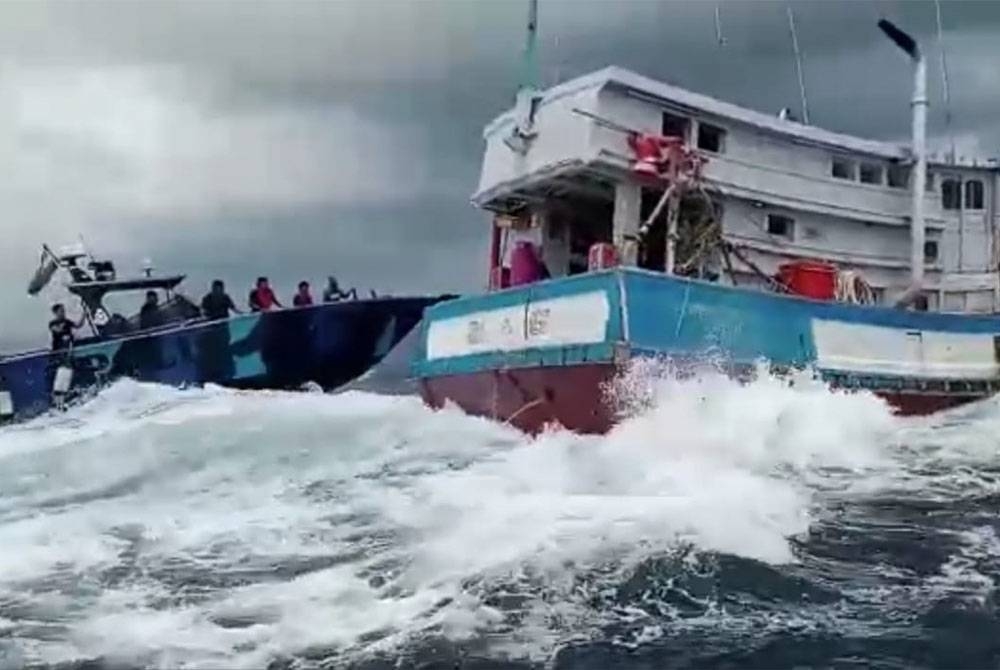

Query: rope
[505,398,545,427]
[835,270,875,305]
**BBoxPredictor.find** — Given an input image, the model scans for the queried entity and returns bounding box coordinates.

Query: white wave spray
[0,367,996,669]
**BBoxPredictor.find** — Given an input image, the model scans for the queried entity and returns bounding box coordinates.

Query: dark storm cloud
[0,0,997,348]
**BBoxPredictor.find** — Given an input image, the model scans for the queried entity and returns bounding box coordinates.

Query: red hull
[420,364,619,434]
[419,364,993,434]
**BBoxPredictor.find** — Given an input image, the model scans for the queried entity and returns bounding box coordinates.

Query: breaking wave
[0,366,998,669]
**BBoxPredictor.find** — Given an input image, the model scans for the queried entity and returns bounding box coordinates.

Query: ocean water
[0,366,998,670]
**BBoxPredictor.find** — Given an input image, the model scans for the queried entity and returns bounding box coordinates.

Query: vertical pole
[522,0,538,90]
[613,181,641,266]
[512,0,540,142]
[714,4,726,46]
[880,19,927,306]
[934,0,955,165]
[488,221,502,290]
[910,54,928,291]
[786,4,810,125]
[664,193,681,275]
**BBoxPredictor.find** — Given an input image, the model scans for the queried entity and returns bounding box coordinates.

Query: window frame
[661,111,690,141]
[887,164,910,189]
[964,179,985,210]
[923,239,939,264]
[696,122,726,154]
[859,161,884,185]
[831,157,856,180]
[941,177,962,211]
[766,213,795,240]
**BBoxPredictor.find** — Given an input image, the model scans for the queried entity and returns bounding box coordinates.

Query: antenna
[521,0,539,91]
[714,4,727,46]
[786,4,810,124]
[506,0,542,153]
[934,0,956,164]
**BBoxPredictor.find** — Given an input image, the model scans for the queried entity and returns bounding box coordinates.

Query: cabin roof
[484,66,999,169]
[67,275,185,299]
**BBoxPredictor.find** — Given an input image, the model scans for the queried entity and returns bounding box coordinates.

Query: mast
[507,0,541,152]
[522,0,539,91]
[879,19,927,307]
[786,4,810,124]
[934,0,956,164]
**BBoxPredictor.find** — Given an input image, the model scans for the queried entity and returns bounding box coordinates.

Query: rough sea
[1,362,999,670]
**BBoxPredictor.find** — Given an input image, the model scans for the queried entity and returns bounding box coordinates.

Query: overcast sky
[0,0,998,348]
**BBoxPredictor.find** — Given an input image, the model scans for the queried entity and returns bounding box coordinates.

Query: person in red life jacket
[292,281,313,307]
[249,276,282,312]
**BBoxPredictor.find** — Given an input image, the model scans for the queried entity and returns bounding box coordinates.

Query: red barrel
[778,261,837,300]
[588,243,619,271]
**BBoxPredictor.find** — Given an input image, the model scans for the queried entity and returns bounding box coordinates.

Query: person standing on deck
[201,280,240,321]
[48,304,84,351]
[323,276,357,302]
[139,291,163,330]
[249,277,282,312]
[293,281,314,307]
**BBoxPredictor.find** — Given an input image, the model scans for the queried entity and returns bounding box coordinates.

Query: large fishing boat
[0,244,445,422]
[412,7,1000,433]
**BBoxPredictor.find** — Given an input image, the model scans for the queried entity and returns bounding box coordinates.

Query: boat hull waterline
[0,297,440,422]
[412,269,1000,434]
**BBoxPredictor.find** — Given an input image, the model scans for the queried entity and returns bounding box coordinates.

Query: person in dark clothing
[249,277,282,312]
[138,291,162,330]
[293,281,314,307]
[49,304,84,351]
[201,280,240,321]
[322,276,358,302]
[196,280,241,384]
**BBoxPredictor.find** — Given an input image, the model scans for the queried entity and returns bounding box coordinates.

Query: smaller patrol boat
[0,243,446,423]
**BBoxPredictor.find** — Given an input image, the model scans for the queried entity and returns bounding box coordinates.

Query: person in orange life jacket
[293,281,314,307]
[48,303,84,351]
[249,276,282,312]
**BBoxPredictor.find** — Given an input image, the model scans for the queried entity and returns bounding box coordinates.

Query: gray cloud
[1,0,997,349]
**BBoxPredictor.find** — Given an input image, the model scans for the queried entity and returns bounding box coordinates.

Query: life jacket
[253,287,277,310]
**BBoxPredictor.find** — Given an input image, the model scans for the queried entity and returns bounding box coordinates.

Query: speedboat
[0,244,447,422]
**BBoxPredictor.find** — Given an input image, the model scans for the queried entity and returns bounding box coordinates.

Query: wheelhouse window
[697,123,725,153]
[965,179,985,210]
[831,157,855,180]
[925,171,935,192]
[887,164,910,189]
[766,213,794,239]
[859,162,883,185]
[661,111,689,140]
[942,178,961,210]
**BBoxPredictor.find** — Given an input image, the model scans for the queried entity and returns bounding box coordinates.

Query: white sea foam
[0,368,991,668]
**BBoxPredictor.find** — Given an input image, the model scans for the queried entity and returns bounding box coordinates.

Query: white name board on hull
[812,319,1000,380]
[426,291,610,360]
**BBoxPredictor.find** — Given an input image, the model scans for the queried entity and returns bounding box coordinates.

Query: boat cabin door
[942,176,990,273]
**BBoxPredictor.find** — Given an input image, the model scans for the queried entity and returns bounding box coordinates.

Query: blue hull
[413,270,1000,432]
[0,296,441,422]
